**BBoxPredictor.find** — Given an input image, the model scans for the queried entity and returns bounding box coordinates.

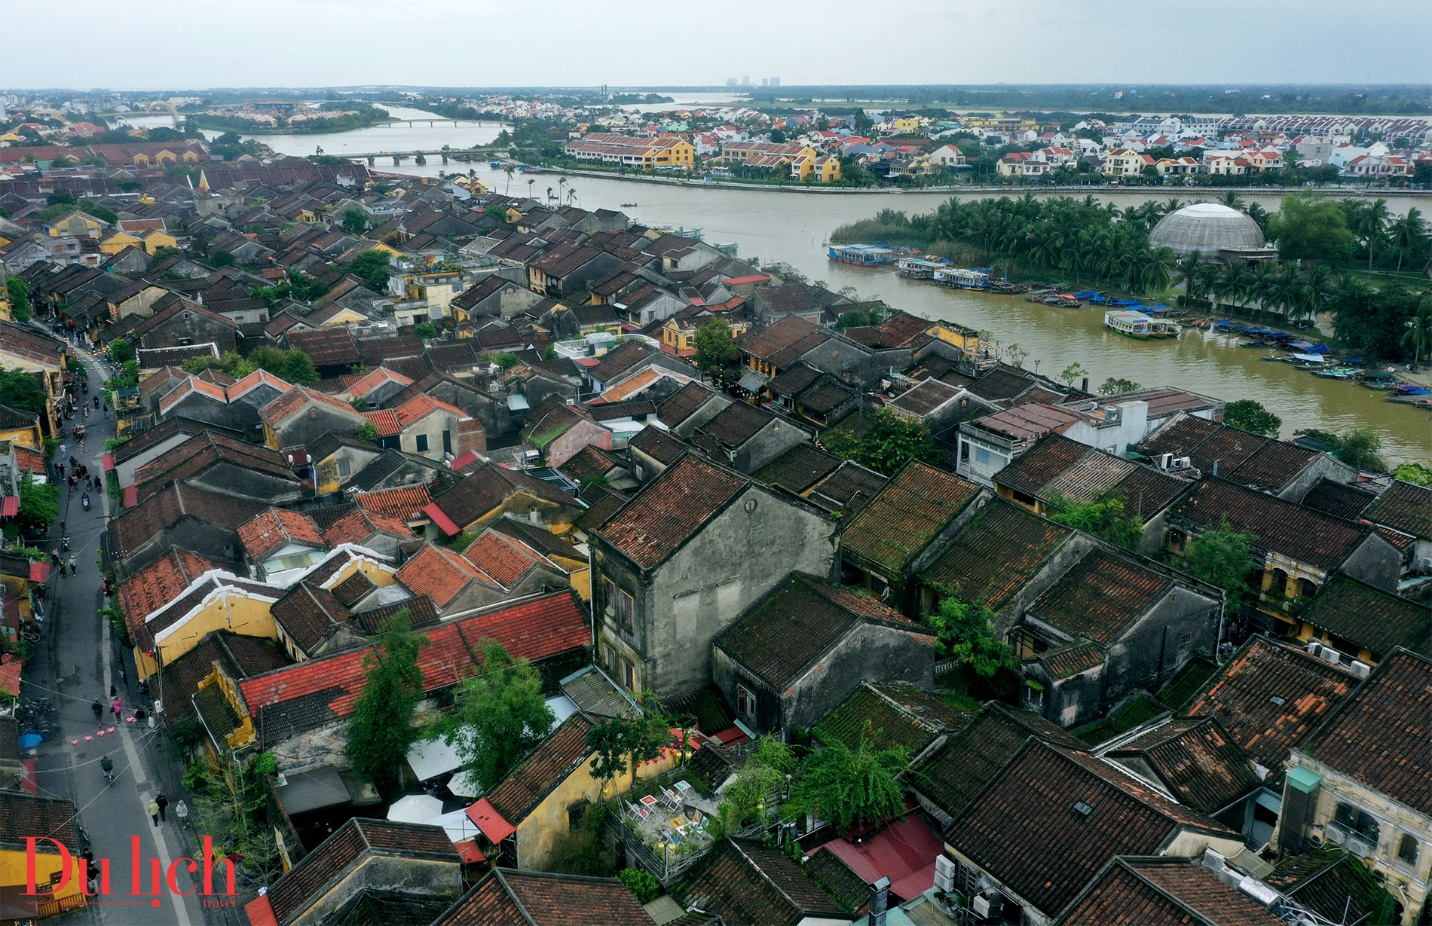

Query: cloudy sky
[9,0,1431,89]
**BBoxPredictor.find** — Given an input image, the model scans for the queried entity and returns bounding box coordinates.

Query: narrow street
[21,332,206,926]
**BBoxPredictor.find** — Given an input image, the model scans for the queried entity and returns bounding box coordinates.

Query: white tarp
[406,735,464,782]
[387,793,444,824]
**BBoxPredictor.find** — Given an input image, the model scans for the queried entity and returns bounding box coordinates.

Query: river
[120,105,1431,463]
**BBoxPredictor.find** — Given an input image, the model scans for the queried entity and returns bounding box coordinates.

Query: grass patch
[1072,694,1167,746]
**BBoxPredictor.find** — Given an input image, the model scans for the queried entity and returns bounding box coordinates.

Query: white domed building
[1149,203,1278,262]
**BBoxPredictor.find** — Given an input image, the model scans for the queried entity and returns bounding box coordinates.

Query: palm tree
[1355,198,1389,273]
[1220,190,1246,212]
[1403,296,1432,370]
[1387,208,1427,274]
[566,186,577,206]
[1244,202,1270,237]
[545,185,554,207]
[504,165,515,195]
[1178,251,1206,307]
[527,178,535,201]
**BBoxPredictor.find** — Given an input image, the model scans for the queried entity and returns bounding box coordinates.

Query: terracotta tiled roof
[0,793,81,856]
[1226,438,1320,492]
[119,548,225,633]
[1029,549,1174,645]
[394,393,467,428]
[656,381,719,428]
[595,455,747,570]
[945,741,1234,918]
[807,460,886,516]
[321,508,414,548]
[997,434,1116,499]
[1185,636,1356,768]
[132,431,300,501]
[1305,648,1432,815]
[841,462,980,575]
[239,592,588,742]
[270,583,353,654]
[1037,641,1106,679]
[675,838,847,926]
[360,408,401,437]
[260,387,367,428]
[737,315,823,361]
[1062,857,1285,926]
[1108,718,1261,814]
[1362,478,1432,541]
[1296,576,1430,659]
[627,424,687,466]
[754,443,842,495]
[436,870,656,926]
[921,500,1071,611]
[461,530,547,589]
[486,715,594,823]
[354,484,432,521]
[909,702,1084,820]
[1266,854,1391,926]
[287,326,360,367]
[1171,478,1373,572]
[107,482,267,562]
[265,818,457,925]
[395,544,495,609]
[238,507,325,562]
[717,575,923,689]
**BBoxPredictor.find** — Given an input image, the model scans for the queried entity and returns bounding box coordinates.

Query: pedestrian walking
[69,555,77,576]
[99,755,114,782]
[51,549,61,568]
[111,697,121,720]
[148,798,160,827]
[109,685,117,699]
[58,443,67,459]
[175,800,189,828]
[137,679,149,708]
[82,849,97,892]
[156,793,168,822]
[91,698,103,723]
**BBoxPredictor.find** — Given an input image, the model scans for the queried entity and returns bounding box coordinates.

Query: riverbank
[529,165,1432,197]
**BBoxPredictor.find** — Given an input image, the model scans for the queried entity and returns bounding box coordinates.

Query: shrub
[618,867,661,904]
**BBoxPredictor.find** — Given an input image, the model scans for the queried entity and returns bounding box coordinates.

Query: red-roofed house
[260,387,367,451]
[390,393,480,461]
[237,507,328,586]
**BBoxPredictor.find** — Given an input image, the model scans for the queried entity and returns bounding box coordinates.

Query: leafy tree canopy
[693,318,740,379]
[1393,462,1432,486]
[16,475,59,537]
[0,368,47,417]
[1268,194,1354,263]
[925,594,1015,678]
[1182,521,1254,606]
[782,727,907,831]
[346,611,429,794]
[1046,490,1142,550]
[821,410,938,477]
[1222,399,1282,438]
[440,642,555,792]
[343,249,393,291]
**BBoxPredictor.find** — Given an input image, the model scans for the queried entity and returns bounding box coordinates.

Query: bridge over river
[337,147,509,166]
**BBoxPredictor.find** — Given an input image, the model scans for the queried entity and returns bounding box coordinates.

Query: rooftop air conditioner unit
[935,856,956,892]
[1159,453,1174,470]
[1173,456,1192,470]
[1306,640,1322,655]
[1318,647,1341,666]
[973,894,1000,918]
[1348,661,1372,679]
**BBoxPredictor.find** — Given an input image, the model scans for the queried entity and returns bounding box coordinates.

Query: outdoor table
[639,794,658,809]
[674,780,692,793]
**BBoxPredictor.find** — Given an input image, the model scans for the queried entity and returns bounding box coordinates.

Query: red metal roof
[811,814,943,902]
[102,452,115,473]
[422,502,462,537]
[0,497,17,518]
[466,798,516,842]
[29,562,49,583]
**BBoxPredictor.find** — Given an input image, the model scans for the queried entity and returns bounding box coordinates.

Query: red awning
[465,798,516,842]
[0,497,17,518]
[102,452,115,473]
[455,840,486,864]
[421,503,461,538]
[244,894,278,926]
[29,562,50,583]
[122,485,137,508]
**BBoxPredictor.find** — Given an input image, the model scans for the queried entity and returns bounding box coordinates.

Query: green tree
[346,611,429,795]
[1098,377,1141,396]
[341,207,370,234]
[279,350,320,384]
[925,594,1014,678]
[6,278,31,322]
[1046,491,1143,550]
[1402,297,1432,369]
[413,321,438,340]
[709,736,792,838]
[693,318,739,384]
[209,249,235,268]
[1268,195,1354,263]
[356,422,380,442]
[782,728,907,831]
[441,642,555,792]
[618,868,661,904]
[109,339,133,365]
[0,369,48,417]
[1058,362,1088,387]
[1392,462,1432,486]
[343,249,393,291]
[1182,522,1254,608]
[1332,427,1385,472]
[585,693,671,792]
[16,475,59,537]
[820,410,938,477]
[1222,399,1282,437]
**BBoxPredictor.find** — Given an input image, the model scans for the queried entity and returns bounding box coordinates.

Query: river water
[121,105,1431,462]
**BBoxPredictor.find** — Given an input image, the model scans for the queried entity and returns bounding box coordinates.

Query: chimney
[1081,376,1089,393]
[869,877,891,926]
[1212,458,1220,476]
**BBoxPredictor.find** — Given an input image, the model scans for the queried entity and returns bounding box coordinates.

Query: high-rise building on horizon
[726,78,737,87]
[770,77,780,87]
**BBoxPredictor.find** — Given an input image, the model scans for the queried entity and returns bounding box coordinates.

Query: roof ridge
[493,870,540,926]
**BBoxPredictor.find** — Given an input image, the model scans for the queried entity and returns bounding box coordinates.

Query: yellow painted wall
[141,231,178,256]
[136,593,279,680]
[0,846,86,914]
[0,422,43,450]
[100,233,143,256]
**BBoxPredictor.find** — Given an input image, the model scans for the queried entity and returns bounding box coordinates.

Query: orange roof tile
[119,549,225,635]
[322,508,414,548]
[238,508,326,561]
[394,393,467,428]
[395,544,494,609]
[362,409,402,438]
[355,485,432,521]
[462,531,544,588]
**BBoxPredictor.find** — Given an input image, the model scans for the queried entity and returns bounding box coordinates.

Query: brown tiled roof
[921,501,1071,611]
[1362,478,1432,541]
[350,595,440,635]
[266,818,457,925]
[330,570,374,607]
[1306,648,1432,815]
[657,381,719,428]
[107,481,267,561]
[396,544,494,609]
[1296,576,1430,659]
[154,631,290,728]
[1108,718,1261,815]
[557,444,617,485]
[119,548,225,631]
[754,443,842,495]
[271,583,353,654]
[1185,636,1356,768]
[890,378,962,417]
[1139,414,1222,461]
[1107,465,1192,521]
[238,507,325,562]
[1029,549,1173,645]
[627,424,687,466]
[1061,857,1285,926]
[430,461,576,528]
[1226,439,1320,492]
[767,363,823,398]
[588,339,661,386]
[717,576,922,689]
[486,715,594,823]
[969,366,1039,402]
[675,838,847,926]
[595,455,747,569]
[995,434,1092,498]
[1266,854,1391,926]
[1037,641,1106,679]
[814,683,942,755]
[1171,478,1373,572]
[321,508,413,548]
[133,431,300,500]
[287,326,361,366]
[737,315,822,361]
[967,402,1081,442]
[909,702,1084,820]
[462,530,547,589]
[944,741,1234,918]
[1299,477,1376,521]
[697,401,776,449]
[807,461,886,516]
[437,869,656,926]
[354,484,432,521]
[0,793,81,855]
[841,462,980,575]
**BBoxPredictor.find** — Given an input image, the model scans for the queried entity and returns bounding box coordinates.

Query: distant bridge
[336,147,510,166]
